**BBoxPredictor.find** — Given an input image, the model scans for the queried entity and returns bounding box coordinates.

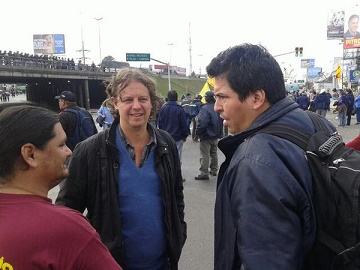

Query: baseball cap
[204,91,214,98]
[55,91,76,102]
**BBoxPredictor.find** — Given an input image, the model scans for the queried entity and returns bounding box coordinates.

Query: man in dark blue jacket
[313,89,330,117]
[194,91,223,180]
[157,90,189,163]
[296,91,310,110]
[206,44,336,269]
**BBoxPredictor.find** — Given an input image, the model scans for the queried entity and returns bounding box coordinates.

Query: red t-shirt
[346,135,360,151]
[0,193,122,270]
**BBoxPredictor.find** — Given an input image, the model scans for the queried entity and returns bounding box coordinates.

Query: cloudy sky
[1,0,358,78]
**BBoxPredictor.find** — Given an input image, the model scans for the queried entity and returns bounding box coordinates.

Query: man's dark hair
[0,104,60,179]
[206,43,286,104]
[167,90,178,101]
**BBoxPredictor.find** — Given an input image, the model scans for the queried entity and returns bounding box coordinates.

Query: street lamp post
[167,43,173,91]
[94,17,103,66]
[80,13,86,65]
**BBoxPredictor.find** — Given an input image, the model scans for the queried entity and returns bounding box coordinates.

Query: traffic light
[295,47,299,57]
[299,47,303,56]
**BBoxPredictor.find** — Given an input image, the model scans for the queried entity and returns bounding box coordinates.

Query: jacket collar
[218,97,299,158]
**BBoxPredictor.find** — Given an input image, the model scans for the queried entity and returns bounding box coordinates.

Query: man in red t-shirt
[0,104,122,270]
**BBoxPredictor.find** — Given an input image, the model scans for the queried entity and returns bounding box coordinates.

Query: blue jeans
[175,140,184,163]
[338,113,346,126]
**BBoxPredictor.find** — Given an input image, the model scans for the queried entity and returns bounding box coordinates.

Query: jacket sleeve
[179,109,190,137]
[97,106,104,116]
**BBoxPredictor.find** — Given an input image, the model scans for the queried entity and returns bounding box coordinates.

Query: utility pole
[189,23,192,76]
[77,12,90,65]
[167,43,173,91]
[94,17,103,65]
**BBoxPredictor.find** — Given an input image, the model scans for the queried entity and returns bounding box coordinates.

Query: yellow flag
[335,63,342,79]
[207,77,215,87]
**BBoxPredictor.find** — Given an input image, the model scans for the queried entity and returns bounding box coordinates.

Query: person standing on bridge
[56,68,187,269]
[0,104,122,270]
[55,90,97,151]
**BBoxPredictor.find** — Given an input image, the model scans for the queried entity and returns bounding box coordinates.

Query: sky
[1,0,359,79]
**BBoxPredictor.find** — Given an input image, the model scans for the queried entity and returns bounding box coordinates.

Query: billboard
[343,9,360,49]
[151,64,186,76]
[307,67,322,78]
[33,34,65,55]
[327,10,345,39]
[301,59,315,68]
[349,69,360,83]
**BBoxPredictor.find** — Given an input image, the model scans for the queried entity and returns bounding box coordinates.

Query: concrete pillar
[84,79,90,110]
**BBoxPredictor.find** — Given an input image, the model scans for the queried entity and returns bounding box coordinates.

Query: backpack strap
[256,123,309,151]
[305,111,328,132]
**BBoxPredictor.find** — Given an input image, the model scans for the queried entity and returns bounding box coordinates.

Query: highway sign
[126,53,150,61]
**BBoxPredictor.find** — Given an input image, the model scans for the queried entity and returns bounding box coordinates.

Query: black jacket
[56,123,187,269]
[195,102,223,140]
[215,98,336,269]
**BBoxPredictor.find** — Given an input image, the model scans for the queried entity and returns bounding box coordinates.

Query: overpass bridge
[0,63,113,110]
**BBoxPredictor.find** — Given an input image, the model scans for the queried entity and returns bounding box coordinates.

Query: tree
[102,55,115,64]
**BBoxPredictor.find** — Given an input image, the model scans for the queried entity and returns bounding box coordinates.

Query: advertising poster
[33,34,65,55]
[343,9,360,49]
[327,10,345,39]
[307,67,322,78]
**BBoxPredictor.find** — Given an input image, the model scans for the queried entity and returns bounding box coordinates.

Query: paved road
[5,95,360,269]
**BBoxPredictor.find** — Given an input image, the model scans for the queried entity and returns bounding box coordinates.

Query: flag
[335,63,342,79]
[198,77,215,103]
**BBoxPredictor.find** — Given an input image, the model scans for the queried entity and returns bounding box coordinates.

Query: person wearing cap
[194,91,223,180]
[313,88,330,117]
[55,90,97,151]
[0,104,122,270]
[207,44,336,269]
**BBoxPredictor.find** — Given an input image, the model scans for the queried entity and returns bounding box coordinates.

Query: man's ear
[253,89,267,110]
[20,143,37,168]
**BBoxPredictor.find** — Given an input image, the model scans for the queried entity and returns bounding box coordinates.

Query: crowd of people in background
[0,50,99,71]
[0,84,19,102]
[290,86,359,127]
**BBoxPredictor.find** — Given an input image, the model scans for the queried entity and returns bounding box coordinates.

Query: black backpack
[259,111,360,270]
[64,108,97,148]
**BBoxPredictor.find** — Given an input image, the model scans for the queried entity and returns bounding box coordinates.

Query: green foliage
[150,75,206,98]
[102,55,115,62]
